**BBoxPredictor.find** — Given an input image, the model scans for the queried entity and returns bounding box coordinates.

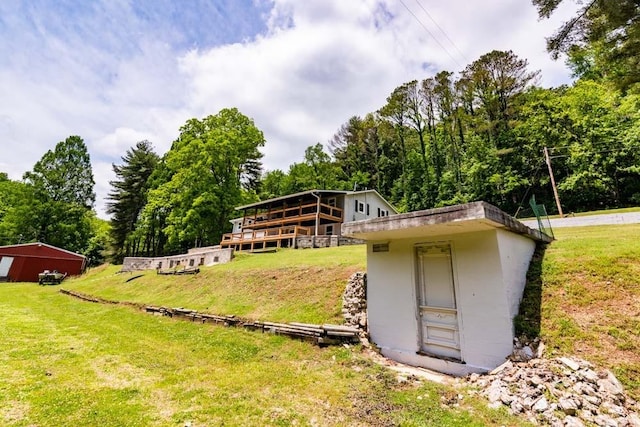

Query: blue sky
[0,0,577,217]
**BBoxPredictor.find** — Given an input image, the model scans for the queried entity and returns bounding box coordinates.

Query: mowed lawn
[64,245,369,324]
[2,222,639,425]
[0,284,524,427]
[539,224,640,399]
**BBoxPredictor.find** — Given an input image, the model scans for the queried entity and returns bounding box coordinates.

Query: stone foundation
[295,235,365,249]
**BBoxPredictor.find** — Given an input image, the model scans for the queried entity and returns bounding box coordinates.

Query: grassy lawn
[64,245,367,324]
[0,283,524,426]
[538,224,640,400]
[3,221,639,424]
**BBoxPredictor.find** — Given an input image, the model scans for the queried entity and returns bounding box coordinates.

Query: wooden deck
[242,202,342,229]
[220,225,312,252]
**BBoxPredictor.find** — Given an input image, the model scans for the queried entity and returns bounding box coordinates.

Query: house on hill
[0,242,87,282]
[220,189,397,252]
[342,201,553,376]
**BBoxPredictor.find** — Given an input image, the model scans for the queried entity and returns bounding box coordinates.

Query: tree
[106,140,159,261]
[533,0,640,90]
[0,175,39,245]
[20,136,97,253]
[23,135,95,208]
[461,50,539,147]
[143,108,265,251]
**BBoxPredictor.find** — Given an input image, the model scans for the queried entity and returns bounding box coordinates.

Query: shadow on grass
[514,242,547,338]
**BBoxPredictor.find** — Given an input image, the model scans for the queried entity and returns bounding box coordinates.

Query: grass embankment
[66,245,367,324]
[0,284,522,426]
[536,224,640,400]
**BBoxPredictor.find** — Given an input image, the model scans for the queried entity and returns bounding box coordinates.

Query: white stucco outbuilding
[342,201,552,376]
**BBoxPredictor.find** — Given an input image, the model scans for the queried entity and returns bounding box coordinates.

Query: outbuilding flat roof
[341,201,553,243]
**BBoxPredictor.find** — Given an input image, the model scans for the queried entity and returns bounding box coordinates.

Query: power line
[411,0,469,65]
[398,0,465,70]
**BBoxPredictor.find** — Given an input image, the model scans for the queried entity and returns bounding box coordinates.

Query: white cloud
[0,0,579,219]
[180,0,577,175]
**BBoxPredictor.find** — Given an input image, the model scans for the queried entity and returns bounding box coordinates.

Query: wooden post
[544,146,563,217]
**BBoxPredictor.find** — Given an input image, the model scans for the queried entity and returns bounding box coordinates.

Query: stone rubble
[466,352,640,426]
[342,272,367,331]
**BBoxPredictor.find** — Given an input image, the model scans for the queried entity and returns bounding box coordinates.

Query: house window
[189,259,194,267]
[158,261,163,269]
[199,257,205,266]
[214,256,219,263]
[326,225,334,235]
[169,260,174,268]
[366,204,370,215]
[356,200,364,213]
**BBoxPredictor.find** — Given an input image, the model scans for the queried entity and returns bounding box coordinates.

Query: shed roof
[342,201,553,243]
[0,242,86,259]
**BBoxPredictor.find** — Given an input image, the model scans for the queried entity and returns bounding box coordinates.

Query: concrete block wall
[121,248,233,272]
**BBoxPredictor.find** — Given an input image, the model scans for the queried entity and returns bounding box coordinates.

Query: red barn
[0,242,86,282]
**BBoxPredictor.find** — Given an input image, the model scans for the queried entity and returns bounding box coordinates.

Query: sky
[0,0,579,218]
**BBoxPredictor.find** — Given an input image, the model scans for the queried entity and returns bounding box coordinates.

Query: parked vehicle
[38,270,67,285]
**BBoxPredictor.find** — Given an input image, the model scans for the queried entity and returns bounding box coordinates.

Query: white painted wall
[496,229,537,321]
[366,229,536,375]
[344,191,396,223]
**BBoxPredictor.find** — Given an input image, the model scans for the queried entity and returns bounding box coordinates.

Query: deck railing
[242,202,342,229]
[221,225,312,245]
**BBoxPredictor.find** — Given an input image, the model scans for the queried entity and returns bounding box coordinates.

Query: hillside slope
[67,225,640,398]
[66,245,366,324]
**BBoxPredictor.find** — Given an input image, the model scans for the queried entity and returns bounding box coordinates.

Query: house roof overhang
[341,201,553,243]
[235,190,348,211]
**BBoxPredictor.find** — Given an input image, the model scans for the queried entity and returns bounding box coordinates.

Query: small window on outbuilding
[189,259,194,267]
[213,256,219,263]
[199,257,205,266]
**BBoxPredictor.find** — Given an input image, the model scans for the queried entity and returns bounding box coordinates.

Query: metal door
[416,244,461,360]
[0,256,14,277]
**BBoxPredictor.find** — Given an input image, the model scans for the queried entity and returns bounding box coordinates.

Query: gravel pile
[467,355,640,426]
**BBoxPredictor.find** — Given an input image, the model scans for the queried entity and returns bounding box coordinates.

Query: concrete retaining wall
[121,247,233,272]
[295,236,365,249]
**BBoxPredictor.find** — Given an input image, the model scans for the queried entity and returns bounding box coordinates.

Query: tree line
[1,1,638,263]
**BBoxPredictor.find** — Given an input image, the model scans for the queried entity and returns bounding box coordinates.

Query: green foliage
[533,0,640,91]
[1,136,101,255]
[106,140,159,261]
[23,135,95,208]
[140,108,265,252]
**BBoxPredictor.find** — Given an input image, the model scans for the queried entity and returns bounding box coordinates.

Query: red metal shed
[0,242,86,282]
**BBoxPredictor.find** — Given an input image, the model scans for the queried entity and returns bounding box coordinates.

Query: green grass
[0,283,525,426]
[66,245,367,324]
[533,224,640,399]
[4,217,639,424]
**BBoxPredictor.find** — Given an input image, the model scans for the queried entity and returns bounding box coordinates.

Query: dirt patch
[1,400,29,423]
[91,356,151,389]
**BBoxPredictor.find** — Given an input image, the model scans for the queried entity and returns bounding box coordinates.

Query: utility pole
[543,146,563,217]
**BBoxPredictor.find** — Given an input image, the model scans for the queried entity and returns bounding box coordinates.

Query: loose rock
[466,353,639,426]
[342,272,367,331]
